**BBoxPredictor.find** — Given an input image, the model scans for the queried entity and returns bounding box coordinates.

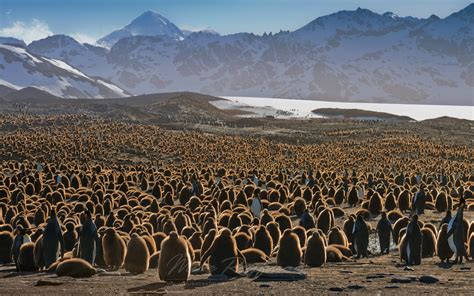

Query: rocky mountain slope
[3,5,473,104]
[0,44,128,98]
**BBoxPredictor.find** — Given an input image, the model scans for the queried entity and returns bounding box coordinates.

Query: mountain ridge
[2,5,473,104]
[0,44,128,98]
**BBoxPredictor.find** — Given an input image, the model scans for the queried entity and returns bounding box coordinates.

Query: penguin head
[311,231,321,240]
[282,229,292,237]
[105,227,116,235]
[15,225,25,235]
[85,210,92,219]
[251,217,260,226]
[220,228,232,237]
[169,231,178,239]
[65,222,75,231]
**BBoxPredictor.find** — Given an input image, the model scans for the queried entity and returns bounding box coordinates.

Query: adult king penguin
[447,198,468,264]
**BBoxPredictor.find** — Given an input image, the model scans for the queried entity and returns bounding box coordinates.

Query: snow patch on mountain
[0,44,127,98]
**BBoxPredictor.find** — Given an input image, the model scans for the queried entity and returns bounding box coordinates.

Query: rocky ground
[1,209,472,295]
[0,244,472,295]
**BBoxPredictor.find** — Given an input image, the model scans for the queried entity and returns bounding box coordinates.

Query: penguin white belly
[448,234,457,256]
[251,200,262,218]
[56,242,61,258]
[23,235,31,244]
[93,243,97,261]
[447,220,455,234]
[406,243,411,262]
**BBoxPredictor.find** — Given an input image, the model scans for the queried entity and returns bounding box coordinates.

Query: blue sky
[0,0,471,44]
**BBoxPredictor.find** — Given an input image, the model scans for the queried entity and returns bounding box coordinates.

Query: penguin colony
[0,114,472,281]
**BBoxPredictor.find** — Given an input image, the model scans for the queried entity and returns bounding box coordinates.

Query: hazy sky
[0,0,471,44]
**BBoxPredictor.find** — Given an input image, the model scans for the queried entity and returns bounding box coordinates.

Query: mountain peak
[295,7,407,36]
[28,34,82,52]
[37,34,79,44]
[383,11,399,19]
[97,10,184,48]
[141,10,161,16]
[326,7,384,20]
[126,10,171,30]
[125,10,181,33]
[354,7,376,15]
[0,37,26,47]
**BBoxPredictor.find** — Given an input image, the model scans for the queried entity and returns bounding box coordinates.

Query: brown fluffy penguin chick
[266,222,281,248]
[159,231,191,282]
[0,231,13,263]
[149,251,160,269]
[200,228,246,277]
[277,229,302,268]
[435,193,448,213]
[368,193,383,216]
[56,258,96,278]
[102,228,127,270]
[328,244,353,258]
[398,190,411,213]
[305,232,326,267]
[253,225,273,256]
[189,232,203,251]
[63,222,77,252]
[317,208,333,234]
[343,216,355,248]
[34,235,45,271]
[421,228,436,258]
[392,217,410,244]
[328,227,348,247]
[200,229,217,259]
[325,245,347,262]
[234,232,252,251]
[437,224,454,263]
[124,233,150,274]
[241,248,270,264]
[18,242,38,271]
[152,232,167,252]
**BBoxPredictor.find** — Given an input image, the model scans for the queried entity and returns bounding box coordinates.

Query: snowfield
[215,96,474,121]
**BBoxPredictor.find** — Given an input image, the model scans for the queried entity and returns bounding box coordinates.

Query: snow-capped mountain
[7,5,474,104]
[97,11,185,48]
[0,37,26,47]
[0,44,127,98]
[28,35,111,78]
